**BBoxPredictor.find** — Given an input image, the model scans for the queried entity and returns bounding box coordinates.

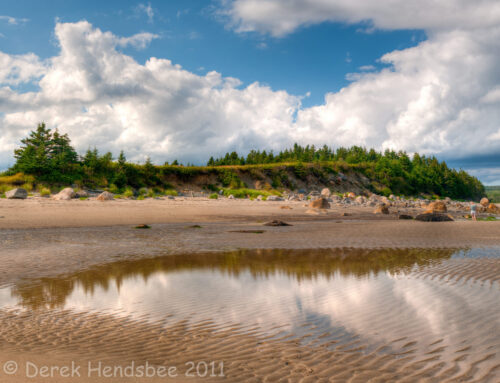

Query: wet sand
[1,198,500,382]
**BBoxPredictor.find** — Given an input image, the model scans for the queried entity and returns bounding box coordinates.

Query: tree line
[4,123,485,199]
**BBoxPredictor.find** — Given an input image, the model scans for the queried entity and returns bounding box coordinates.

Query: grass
[209,193,218,199]
[222,188,281,199]
[135,224,151,229]
[0,173,34,186]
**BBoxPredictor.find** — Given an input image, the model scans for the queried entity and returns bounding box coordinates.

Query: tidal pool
[1,248,499,381]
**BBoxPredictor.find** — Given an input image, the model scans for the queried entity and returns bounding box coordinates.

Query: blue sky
[0,0,424,107]
[1,0,500,183]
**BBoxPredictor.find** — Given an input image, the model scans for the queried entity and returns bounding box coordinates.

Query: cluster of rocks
[3,187,112,201]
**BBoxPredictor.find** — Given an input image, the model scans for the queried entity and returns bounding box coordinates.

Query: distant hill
[0,123,485,201]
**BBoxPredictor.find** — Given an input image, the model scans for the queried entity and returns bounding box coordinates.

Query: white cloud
[0,15,29,25]
[135,3,154,23]
[2,6,500,175]
[0,21,300,167]
[222,0,500,37]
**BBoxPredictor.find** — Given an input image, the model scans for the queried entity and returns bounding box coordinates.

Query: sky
[0,1,500,183]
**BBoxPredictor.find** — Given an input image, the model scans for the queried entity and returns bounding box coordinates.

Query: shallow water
[1,248,499,381]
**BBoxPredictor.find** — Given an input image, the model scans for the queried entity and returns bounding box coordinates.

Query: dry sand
[0,197,499,382]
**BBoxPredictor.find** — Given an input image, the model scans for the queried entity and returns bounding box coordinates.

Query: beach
[1,197,499,382]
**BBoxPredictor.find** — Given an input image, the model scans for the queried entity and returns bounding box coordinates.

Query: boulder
[355,196,366,204]
[426,201,447,213]
[330,195,341,202]
[256,195,264,201]
[320,188,331,198]
[398,214,414,220]
[480,197,489,207]
[227,195,235,199]
[53,187,75,200]
[415,212,454,222]
[267,195,284,201]
[96,191,114,201]
[264,220,292,226]
[487,203,499,213]
[5,188,27,199]
[373,204,389,214]
[389,194,396,200]
[309,197,330,209]
[380,196,391,205]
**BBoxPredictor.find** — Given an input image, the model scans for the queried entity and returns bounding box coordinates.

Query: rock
[426,201,447,213]
[331,195,341,202]
[5,188,28,199]
[380,196,391,205]
[355,196,366,204]
[228,195,235,199]
[309,197,331,209]
[167,195,175,200]
[346,192,356,199]
[389,194,396,200]
[480,197,489,207]
[264,220,292,226]
[309,191,321,198]
[267,195,284,201]
[53,187,76,200]
[280,206,292,209]
[415,212,454,222]
[320,188,331,198]
[398,214,414,220]
[444,197,451,204]
[373,204,390,214]
[256,195,264,201]
[97,191,114,201]
[487,203,499,213]
[341,212,350,216]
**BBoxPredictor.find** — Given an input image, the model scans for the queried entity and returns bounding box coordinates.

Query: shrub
[108,184,120,194]
[209,193,218,199]
[222,188,281,199]
[123,188,134,198]
[164,189,178,196]
[40,187,51,197]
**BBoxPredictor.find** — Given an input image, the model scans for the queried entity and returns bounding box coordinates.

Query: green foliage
[209,193,218,199]
[39,187,51,197]
[485,186,500,202]
[9,125,484,201]
[222,188,280,199]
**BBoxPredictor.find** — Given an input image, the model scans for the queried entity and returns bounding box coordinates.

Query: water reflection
[8,248,456,310]
[1,247,499,378]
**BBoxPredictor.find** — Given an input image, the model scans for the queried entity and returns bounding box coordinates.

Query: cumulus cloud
[2,1,500,176]
[217,0,500,165]
[0,21,300,167]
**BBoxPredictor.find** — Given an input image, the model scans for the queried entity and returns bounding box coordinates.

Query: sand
[1,197,499,382]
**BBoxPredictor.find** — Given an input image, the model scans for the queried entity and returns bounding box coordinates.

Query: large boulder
[320,188,331,198]
[97,191,114,201]
[415,212,454,222]
[53,187,75,201]
[5,188,27,199]
[309,197,330,209]
[487,203,499,213]
[480,197,489,207]
[373,204,389,214]
[426,201,447,213]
